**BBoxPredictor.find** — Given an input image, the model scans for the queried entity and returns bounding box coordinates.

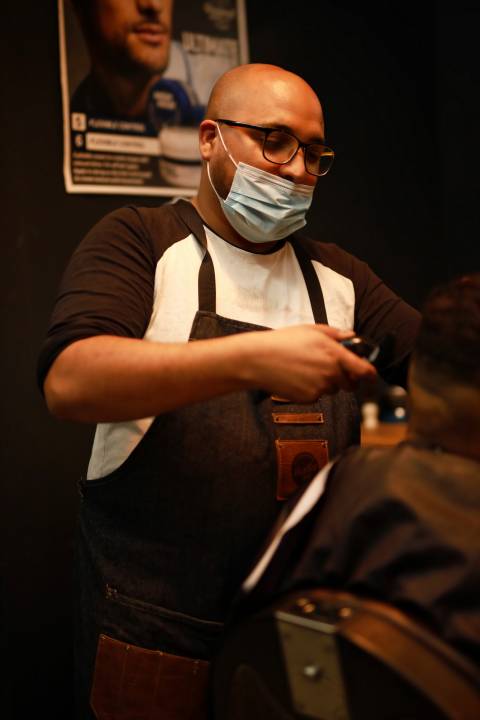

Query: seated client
[241,274,480,667]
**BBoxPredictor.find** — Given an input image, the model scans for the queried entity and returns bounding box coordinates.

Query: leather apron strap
[173,199,216,313]
[291,240,328,324]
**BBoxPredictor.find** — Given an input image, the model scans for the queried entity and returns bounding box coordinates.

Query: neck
[192,169,280,254]
[91,65,161,118]
[407,425,480,463]
[407,376,480,463]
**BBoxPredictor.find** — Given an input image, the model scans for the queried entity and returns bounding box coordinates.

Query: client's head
[408,274,480,461]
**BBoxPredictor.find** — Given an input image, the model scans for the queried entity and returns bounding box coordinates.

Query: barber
[39,63,420,719]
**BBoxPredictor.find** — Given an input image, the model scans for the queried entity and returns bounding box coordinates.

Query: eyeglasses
[215,118,335,177]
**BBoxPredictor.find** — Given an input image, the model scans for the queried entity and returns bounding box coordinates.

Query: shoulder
[326,442,449,507]
[324,444,411,510]
[326,443,480,556]
[293,233,376,287]
[329,444,395,486]
[331,441,426,479]
[77,201,195,263]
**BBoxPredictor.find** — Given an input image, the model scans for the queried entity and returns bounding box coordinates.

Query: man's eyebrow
[262,122,325,143]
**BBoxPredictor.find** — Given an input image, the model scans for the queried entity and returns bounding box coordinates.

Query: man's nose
[137,0,166,13]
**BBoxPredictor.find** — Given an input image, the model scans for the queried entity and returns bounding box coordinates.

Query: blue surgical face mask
[207,123,315,244]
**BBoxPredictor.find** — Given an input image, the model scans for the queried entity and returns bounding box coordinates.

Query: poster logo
[203,1,237,32]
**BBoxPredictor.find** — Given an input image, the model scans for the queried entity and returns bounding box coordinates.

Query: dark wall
[2,1,479,717]
[250,0,441,307]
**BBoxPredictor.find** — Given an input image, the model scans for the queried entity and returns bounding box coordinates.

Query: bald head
[206,64,325,135]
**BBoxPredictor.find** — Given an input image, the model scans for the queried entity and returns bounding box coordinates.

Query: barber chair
[213,589,480,720]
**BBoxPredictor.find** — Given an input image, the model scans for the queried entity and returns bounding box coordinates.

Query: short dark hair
[414,274,480,386]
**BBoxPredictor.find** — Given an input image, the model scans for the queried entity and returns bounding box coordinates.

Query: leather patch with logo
[275,439,329,500]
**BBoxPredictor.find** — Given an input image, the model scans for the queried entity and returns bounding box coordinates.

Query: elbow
[42,339,110,422]
[44,368,77,420]
[43,360,90,422]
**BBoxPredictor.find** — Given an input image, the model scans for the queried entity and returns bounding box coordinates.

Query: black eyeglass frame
[215,118,334,177]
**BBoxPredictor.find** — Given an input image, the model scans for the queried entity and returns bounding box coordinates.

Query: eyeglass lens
[263,129,333,176]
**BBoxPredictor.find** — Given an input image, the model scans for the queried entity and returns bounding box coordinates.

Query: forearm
[44,334,254,423]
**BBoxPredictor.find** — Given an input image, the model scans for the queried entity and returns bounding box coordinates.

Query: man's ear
[198,119,217,160]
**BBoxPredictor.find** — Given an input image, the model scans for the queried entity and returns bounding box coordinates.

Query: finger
[333,361,361,392]
[313,324,355,341]
[346,356,378,381]
[335,342,376,375]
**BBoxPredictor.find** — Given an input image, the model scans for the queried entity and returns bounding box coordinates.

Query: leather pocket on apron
[275,439,329,500]
[90,633,210,720]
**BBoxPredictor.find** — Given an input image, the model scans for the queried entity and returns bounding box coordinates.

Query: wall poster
[58,0,249,196]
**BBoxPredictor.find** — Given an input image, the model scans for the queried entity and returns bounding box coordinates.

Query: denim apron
[75,200,359,718]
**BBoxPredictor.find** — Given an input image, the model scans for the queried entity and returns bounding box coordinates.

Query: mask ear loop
[206,161,224,202]
[206,122,239,200]
[215,122,239,169]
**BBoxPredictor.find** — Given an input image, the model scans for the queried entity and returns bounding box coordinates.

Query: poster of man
[58,0,248,195]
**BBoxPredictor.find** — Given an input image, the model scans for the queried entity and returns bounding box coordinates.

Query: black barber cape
[239,441,480,668]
